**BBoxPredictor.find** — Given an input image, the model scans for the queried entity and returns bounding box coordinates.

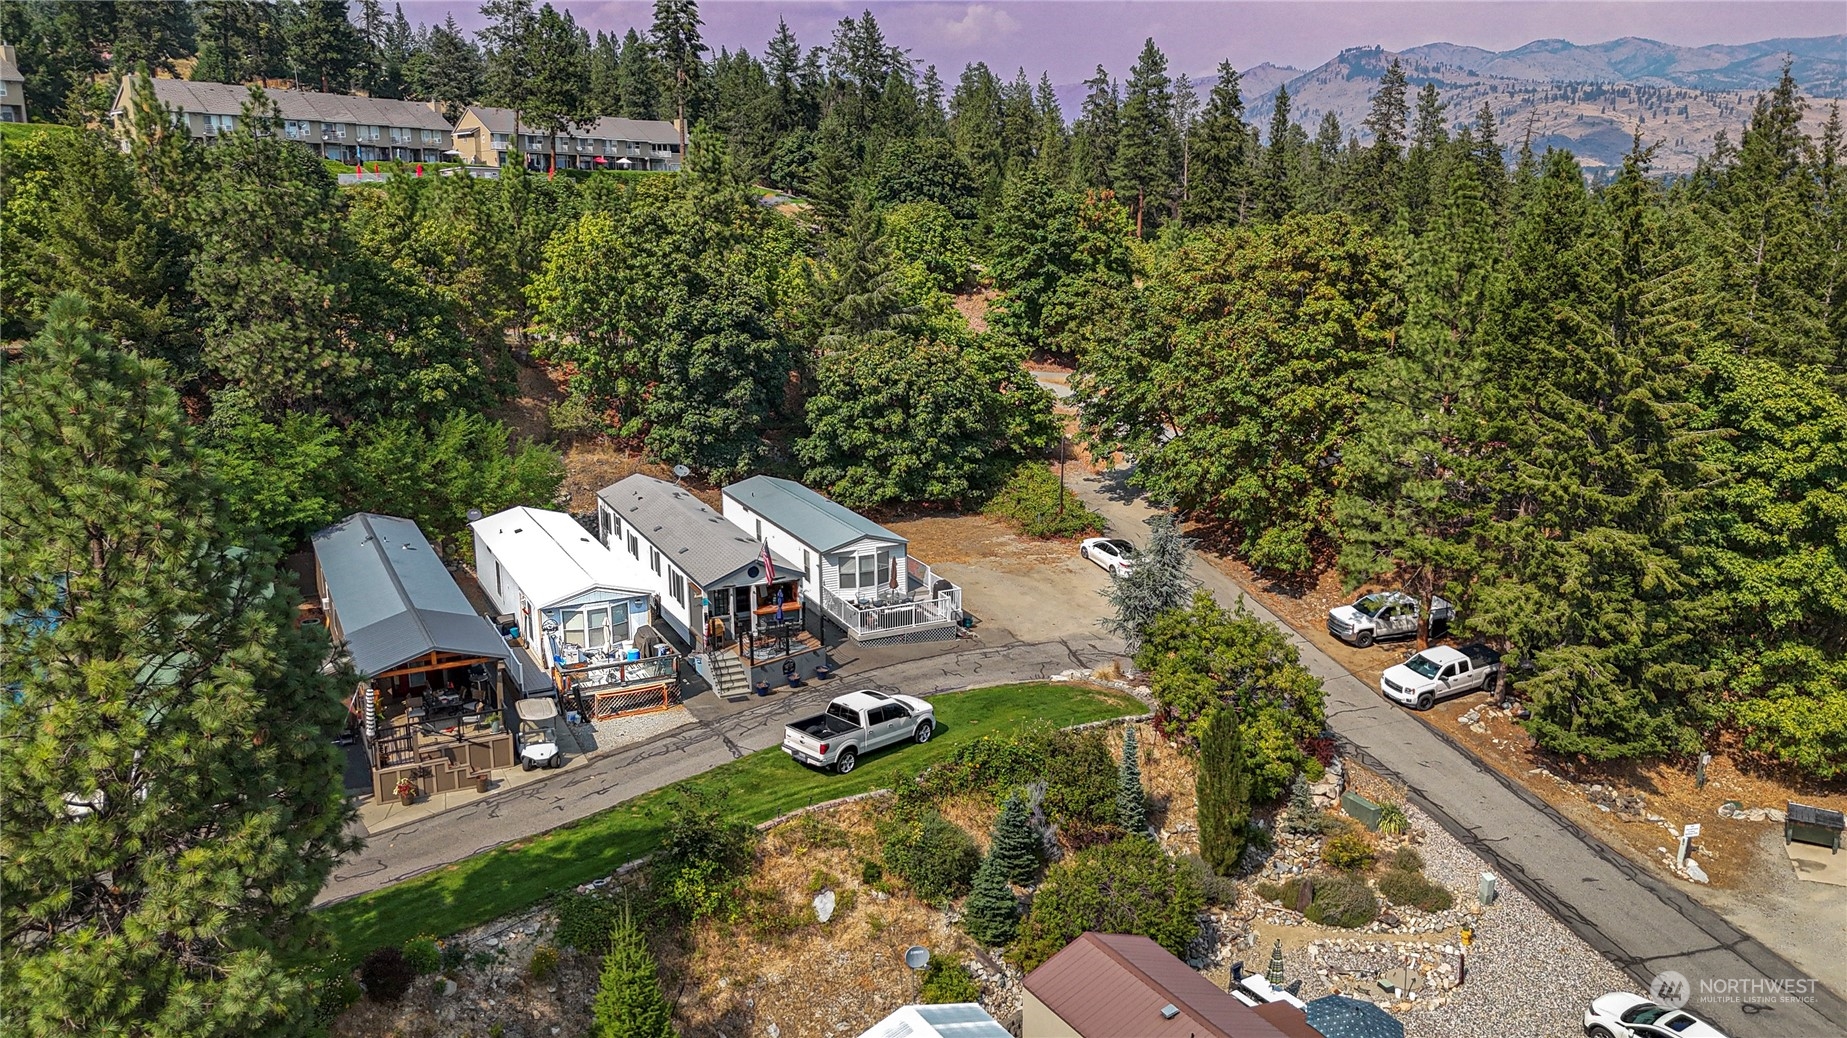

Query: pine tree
[616,28,660,119]
[988,792,1042,885]
[652,0,708,158]
[1183,60,1249,226]
[1069,64,1120,190]
[1196,708,1251,876]
[0,298,355,1037]
[285,0,363,93]
[1118,726,1149,836]
[960,853,1021,946]
[593,904,673,1038]
[1258,84,1295,220]
[1112,38,1178,235]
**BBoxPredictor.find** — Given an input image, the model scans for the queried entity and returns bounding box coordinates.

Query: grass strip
[319,682,1141,963]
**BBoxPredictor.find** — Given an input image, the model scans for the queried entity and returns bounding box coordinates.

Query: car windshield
[1404,654,1443,678]
[1621,1004,1673,1026]
[1354,593,1391,616]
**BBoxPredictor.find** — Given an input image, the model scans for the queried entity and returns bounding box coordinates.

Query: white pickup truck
[1380,644,1502,709]
[1326,590,1456,647]
[782,689,935,774]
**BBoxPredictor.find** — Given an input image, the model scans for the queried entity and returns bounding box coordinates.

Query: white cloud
[937,3,1022,45]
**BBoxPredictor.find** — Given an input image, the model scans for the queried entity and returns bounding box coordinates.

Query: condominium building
[110,77,453,164]
[1,44,26,123]
[453,105,682,171]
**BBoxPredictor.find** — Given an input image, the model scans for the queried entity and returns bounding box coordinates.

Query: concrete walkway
[1068,467,1847,1037]
[315,631,1120,907]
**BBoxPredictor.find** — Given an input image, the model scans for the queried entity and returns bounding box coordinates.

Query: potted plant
[394,776,417,806]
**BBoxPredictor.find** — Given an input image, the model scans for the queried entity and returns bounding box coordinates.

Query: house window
[600,509,618,546]
[494,560,502,596]
[203,113,235,134]
[668,569,686,606]
[755,519,762,540]
[803,549,811,580]
[284,119,308,139]
[649,547,661,576]
[584,608,609,649]
[626,532,639,559]
[491,132,509,149]
[562,609,588,647]
[840,550,892,591]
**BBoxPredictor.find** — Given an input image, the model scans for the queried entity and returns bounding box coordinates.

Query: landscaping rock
[1685,861,1709,884]
[814,889,837,923]
[1309,757,1345,809]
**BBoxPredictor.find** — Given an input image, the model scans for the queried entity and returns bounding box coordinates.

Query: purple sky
[410,2,1844,83]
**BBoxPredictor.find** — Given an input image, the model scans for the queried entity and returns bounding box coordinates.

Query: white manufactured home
[596,475,823,696]
[470,506,677,717]
[721,476,962,644]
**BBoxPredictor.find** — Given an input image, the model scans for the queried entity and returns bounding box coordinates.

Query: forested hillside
[2,1,1842,796]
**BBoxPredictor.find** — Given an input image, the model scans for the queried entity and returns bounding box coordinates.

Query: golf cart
[516,696,562,771]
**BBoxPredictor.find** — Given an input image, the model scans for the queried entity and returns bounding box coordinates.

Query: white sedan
[1583,992,1727,1038]
[1080,537,1136,576]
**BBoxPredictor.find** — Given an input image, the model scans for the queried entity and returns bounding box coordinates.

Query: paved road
[1072,468,1847,1038]
[315,632,1119,907]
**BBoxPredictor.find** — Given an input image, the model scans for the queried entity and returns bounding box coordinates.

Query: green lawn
[318,682,1141,963]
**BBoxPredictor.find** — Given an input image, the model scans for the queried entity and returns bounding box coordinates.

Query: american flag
[760,541,777,583]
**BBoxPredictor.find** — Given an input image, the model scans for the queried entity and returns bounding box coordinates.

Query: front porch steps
[707,648,753,701]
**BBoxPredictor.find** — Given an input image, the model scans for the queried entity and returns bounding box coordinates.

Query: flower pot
[399,791,415,807]
[814,665,832,679]
[475,775,491,794]
[754,681,771,697]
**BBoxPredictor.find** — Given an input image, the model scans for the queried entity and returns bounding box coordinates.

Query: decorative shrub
[359,946,416,1003]
[401,935,442,976]
[1377,868,1454,912]
[1042,729,1121,843]
[982,461,1106,539]
[1377,802,1410,836]
[1387,846,1423,873]
[552,891,625,954]
[989,792,1044,885]
[960,854,1021,946]
[1009,838,1204,972]
[651,785,758,922]
[441,940,469,972]
[1321,831,1377,872]
[1182,853,1241,906]
[528,944,561,982]
[881,809,980,904]
[1281,777,1340,836]
[1254,880,1285,904]
[310,967,363,1025]
[1303,873,1379,929]
[914,724,1057,800]
[860,859,884,885]
[919,955,981,1003]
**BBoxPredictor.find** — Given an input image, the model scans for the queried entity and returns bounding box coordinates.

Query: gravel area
[575,704,693,755]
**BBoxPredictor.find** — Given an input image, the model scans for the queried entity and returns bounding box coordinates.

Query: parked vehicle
[515,696,562,770]
[1583,992,1727,1038]
[782,689,935,774]
[1380,644,1502,710]
[1080,536,1136,576]
[1326,590,1455,647]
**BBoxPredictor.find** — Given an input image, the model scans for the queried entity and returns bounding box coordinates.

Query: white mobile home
[470,506,677,717]
[721,476,962,644]
[596,475,823,695]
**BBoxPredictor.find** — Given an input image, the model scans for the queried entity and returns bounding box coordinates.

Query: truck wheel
[1417,693,1434,711]
[1355,630,1374,648]
[834,749,858,774]
[915,722,934,744]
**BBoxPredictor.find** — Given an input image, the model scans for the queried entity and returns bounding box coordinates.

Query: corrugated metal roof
[312,513,509,677]
[597,475,798,589]
[857,1003,1011,1038]
[471,506,646,611]
[140,78,450,130]
[723,475,905,554]
[1023,933,1292,1038]
[462,105,678,144]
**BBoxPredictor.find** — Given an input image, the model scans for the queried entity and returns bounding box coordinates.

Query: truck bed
[787,713,861,740]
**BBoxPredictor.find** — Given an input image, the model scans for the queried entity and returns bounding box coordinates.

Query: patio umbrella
[1266,939,1286,985]
[1304,995,1405,1038]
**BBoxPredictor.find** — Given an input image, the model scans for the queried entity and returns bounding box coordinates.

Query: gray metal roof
[462,105,678,145]
[597,475,799,589]
[312,513,509,677]
[723,476,904,554]
[138,78,450,130]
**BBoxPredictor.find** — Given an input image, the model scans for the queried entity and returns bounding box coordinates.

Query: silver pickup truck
[1326,590,1455,647]
[782,689,935,774]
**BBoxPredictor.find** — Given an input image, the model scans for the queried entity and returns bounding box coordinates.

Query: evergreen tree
[285,0,363,93]
[961,852,1021,946]
[406,14,483,123]
[192,0,286,84]
[592,904,673,1038]
[989,792,1042,885]
[1069,64,1120,190]
[1355,57,1410,225]
[1257,84,1296,220]
[652,0,708,158]
[1183,60,1250,226]
[1112,38,1179,235]
[520,3,595,144]
[616,27,661,119]
[1102,511,1196,647]
[1196,707,1251,875]
[1033,72,1069,178]
[0,298,355,1037]
[1118,726,1149,836]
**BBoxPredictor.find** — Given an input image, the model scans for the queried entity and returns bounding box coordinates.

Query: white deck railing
[820,557,962,639]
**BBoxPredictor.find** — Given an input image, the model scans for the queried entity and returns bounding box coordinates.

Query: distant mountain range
[1059,35,1845,174]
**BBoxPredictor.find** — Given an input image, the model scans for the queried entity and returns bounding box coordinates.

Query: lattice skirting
[589,682,679,720]
[827,618,961,646]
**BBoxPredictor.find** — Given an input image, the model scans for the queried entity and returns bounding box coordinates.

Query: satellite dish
[904,946,929,970]
[671,464,691,481]
[466,508,484,522]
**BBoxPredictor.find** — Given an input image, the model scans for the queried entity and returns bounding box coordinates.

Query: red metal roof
[1023,933,1294,1038]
